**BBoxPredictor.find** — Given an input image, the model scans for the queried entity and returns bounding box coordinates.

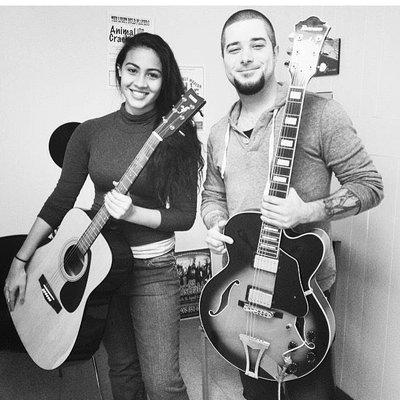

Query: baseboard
[335,387,354,400]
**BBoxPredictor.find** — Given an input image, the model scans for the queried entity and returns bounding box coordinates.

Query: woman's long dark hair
[115,33,203,205]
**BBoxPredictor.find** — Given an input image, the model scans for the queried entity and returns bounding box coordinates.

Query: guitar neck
[256,84,307,259]
[77,130,163,255]
[72,88,206,256]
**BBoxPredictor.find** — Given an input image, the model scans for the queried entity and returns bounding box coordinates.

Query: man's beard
[234,75,265,95]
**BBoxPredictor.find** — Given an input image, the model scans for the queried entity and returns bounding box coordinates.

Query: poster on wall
[176,248,212,319]
[179,66,205,134]
[107,13,155,86]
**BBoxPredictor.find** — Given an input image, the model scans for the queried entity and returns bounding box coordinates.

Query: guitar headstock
[157,88,206,140]
[289,16,331,86]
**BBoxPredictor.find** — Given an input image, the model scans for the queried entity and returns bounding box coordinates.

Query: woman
[4,33,203,400]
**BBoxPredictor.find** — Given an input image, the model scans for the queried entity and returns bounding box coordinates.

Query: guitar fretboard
[71,89,205,256]
[256,86,306,260]
[76,132,163,255]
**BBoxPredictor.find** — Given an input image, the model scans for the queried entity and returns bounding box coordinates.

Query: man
[201,9,383,400]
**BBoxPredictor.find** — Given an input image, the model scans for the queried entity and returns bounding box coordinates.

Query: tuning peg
[318,62,327,73]
[286,33,294,57]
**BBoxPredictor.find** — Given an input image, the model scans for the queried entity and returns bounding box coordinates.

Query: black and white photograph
[0,3,398,400]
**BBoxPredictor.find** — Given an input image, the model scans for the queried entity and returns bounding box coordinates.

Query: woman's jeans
[102,251,189,400]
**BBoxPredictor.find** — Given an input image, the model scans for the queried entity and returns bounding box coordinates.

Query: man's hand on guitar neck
[261,186,362,229]
[205,220,234,254]
[261,186,321,229]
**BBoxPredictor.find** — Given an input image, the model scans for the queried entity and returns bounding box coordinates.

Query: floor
[0,317,245,400]
[180,317,244,400]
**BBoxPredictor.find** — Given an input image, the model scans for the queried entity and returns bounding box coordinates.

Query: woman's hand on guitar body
[205,220,234,254]
[4,259,27,312]
[261,187,315,229]
[104,181,136,221]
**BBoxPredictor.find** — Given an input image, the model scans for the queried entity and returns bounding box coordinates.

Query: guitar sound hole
[64,246,85,277]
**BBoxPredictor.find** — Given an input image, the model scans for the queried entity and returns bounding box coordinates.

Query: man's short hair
[221,9,277,56]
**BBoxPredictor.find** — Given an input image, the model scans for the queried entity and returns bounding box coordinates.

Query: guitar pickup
[238,300,283,319]
[246,285,273,308]
[254,254,279,273]
[39,275,62,313]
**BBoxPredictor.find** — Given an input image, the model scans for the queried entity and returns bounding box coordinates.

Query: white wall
[1,6,399,399]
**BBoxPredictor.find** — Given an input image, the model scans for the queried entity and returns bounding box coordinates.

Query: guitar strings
[248,75,305,346]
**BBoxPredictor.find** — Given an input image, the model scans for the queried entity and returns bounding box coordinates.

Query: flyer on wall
[107,13,155,86]
[175,248,211,320]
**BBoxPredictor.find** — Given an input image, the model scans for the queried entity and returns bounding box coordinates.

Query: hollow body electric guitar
[200,17,335,382]
[11,89,205,370]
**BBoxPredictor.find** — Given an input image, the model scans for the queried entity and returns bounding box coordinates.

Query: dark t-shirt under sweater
[38,105,197,247]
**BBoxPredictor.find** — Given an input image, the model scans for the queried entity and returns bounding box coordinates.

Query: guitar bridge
[239,334,270,379]
[39,275,62,313]
[238,300,283,319]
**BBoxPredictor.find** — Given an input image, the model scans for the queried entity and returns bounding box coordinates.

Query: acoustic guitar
[10,88,205,370]
[200,17,335,382]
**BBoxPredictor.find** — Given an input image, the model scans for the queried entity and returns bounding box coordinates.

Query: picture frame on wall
[176,248,212,319]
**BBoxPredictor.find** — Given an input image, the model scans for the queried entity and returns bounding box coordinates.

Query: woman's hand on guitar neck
[104,181,136,221]
[4,259,27,312]
[205,220,234,254]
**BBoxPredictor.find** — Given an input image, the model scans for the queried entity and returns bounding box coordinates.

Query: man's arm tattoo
[323,188,361,221]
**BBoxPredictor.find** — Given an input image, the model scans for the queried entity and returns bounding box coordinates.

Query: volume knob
[288,341,298,350]
[286,362,299,375]
[306,330,317,343]
[307,351,316,364]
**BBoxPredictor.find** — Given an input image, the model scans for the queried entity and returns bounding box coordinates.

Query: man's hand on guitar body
[205,220,234,254]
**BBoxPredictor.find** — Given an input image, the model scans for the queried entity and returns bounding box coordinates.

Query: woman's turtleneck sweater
[38,104,197,247]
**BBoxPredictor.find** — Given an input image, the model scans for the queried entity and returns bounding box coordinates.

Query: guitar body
[8,89,205,370]
[11,208,132,370]
[200,212,335,381]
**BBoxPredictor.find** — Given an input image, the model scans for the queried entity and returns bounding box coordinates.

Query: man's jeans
[102,251,189,400]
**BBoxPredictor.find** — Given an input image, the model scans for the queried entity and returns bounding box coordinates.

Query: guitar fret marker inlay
[281,139,294,147]
[273,176,287,183]
[277,158,290,167]
[285,116,298,126]
[289,90,302,100]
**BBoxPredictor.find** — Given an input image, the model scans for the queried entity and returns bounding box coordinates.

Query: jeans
[102,251,189,400]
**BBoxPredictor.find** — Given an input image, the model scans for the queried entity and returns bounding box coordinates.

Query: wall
[1,5,399,400]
